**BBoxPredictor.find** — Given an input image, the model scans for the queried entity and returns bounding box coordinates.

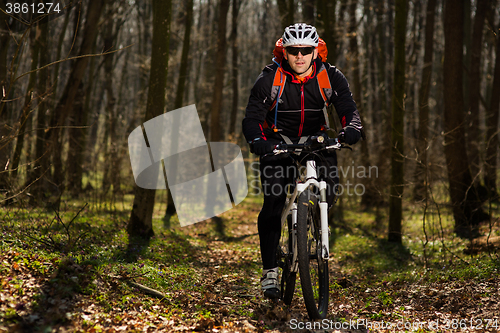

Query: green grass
[329,199,500,288]
[0,192,266,329]
[0,189,499,331]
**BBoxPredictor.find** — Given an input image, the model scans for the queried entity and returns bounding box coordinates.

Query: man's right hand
[252,139,275,155]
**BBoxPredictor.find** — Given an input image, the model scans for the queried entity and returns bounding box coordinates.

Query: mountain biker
[242,23,363,299]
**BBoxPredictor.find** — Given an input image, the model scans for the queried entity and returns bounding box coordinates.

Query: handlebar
[269,135,350,156]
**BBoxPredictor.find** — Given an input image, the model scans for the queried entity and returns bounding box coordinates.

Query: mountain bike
[270,133,347,319]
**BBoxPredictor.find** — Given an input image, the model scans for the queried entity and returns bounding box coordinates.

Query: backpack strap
[270,67,286,110]
[317,64,333,128]
[269,62,286,132]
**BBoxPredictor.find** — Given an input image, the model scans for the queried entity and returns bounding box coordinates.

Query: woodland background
[0,0,500,331]
[1,0,499,240]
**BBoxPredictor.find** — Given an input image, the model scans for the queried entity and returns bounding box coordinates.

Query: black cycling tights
[258,153,338,270]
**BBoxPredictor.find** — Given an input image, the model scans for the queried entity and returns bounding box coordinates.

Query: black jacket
[242,57,362,143]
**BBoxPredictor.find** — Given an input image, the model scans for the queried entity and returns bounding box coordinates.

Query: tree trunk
[205,0,230,235]
[52,8,72,102]
[443,0,488,238]
[10,27,40,181]
[101,4,120,198]
[462,0,472,124]
[364,0,377,126]
[466,0,490,186]
[30,16,50,202]
[413,0,437,201]
[0,0,8,92]
[198,1,217,137]
[0,0,12,193]
[388,0,408,243]
[192,1,205,108]
[405,0,422,145]
[337,0,348,53]
[228,0,241,139]
[174,0,193,111]
[374,0,389,171]
[277,0,294,29]
[386,0,394,104]
[40,8,71,188]
[484,25,500,197]
[67,82,86,196]
[301,0,315,24]
[347,0,376,209]
[128,0,172,239]
[45,0,104,199]
[368,0,390,208]
[209,0,230,142]
[82,42,99,190]
[164,0,194,220]
[316,0,337,62]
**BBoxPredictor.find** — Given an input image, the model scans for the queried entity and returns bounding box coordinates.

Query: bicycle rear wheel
[296,190,329,319]
[278,214,296,305]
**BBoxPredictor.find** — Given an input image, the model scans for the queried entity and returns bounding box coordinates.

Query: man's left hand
[341,127,361,145]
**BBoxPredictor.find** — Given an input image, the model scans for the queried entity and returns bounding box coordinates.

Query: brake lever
[325,141,352,150]
[262,144,286,157]
[325,143,342,150]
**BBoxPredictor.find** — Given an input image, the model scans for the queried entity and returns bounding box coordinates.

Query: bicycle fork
[290,203,299,272]
[295,160,330,261]
[319,185,329,260]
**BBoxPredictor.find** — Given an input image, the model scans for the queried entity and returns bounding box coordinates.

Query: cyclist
[242,23,363,299]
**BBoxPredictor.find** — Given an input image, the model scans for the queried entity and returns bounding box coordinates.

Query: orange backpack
[267,38,333,133]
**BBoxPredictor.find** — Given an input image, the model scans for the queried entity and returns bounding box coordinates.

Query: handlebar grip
[337,132,345,144]
[326,138,339,146]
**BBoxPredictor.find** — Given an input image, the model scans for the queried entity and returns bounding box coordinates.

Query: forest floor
[0,194,499,332]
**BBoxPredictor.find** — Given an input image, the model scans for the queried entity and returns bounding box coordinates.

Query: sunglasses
[285,46,315,56]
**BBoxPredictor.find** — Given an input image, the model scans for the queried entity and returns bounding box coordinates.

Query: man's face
[284,45,318,78]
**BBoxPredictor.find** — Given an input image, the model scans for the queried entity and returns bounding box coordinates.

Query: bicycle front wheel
[278,214,296,305]
[296,190,329,319]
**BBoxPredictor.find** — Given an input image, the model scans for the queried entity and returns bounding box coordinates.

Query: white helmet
[282,23,319,47]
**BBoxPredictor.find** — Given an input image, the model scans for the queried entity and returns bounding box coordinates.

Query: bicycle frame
[273,135,346,317]
[281,159,330,267]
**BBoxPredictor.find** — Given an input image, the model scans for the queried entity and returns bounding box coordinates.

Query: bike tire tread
[296,190,329,319]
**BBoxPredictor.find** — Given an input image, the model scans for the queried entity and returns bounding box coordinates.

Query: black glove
[251,138,275,156]
[339,127,361,145]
